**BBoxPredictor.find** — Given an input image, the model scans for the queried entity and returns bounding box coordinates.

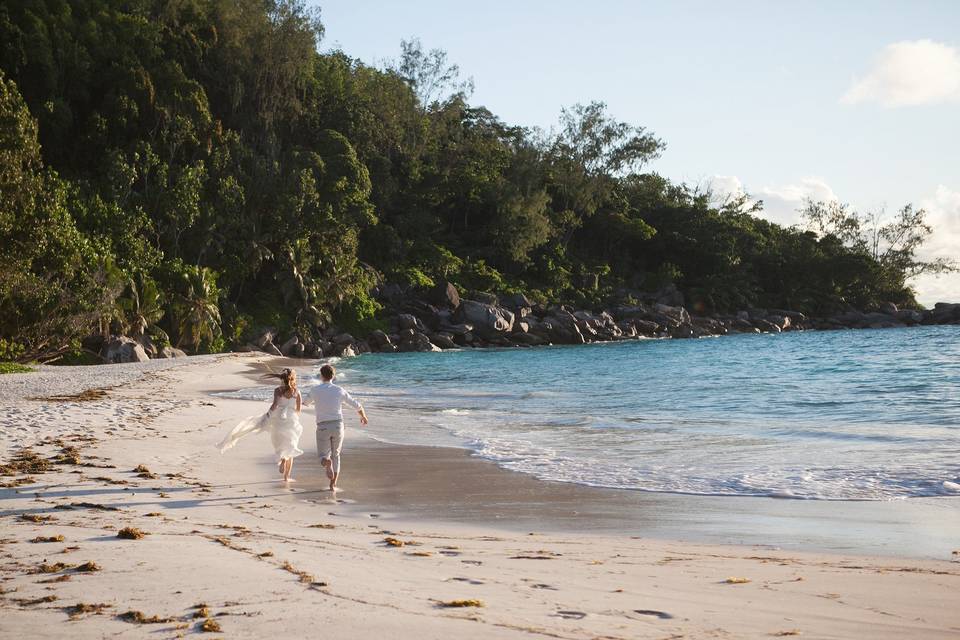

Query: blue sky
[314,1,960,304]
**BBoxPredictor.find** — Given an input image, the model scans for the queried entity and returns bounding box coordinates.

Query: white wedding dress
[217,393,304,461]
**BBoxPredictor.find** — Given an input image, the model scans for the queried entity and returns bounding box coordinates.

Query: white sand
[1,353,959,639]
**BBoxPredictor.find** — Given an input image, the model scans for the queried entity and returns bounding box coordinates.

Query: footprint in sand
[439,550,461,557]
[460,560,482,566]
[633,609,674,620]
[449,577,484,585]
[555,610,587,620]
[531,583,557,590]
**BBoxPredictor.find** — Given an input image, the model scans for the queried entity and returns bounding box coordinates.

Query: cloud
[841,40,960,107]
[913,185,960,306]
[709,175,838,227]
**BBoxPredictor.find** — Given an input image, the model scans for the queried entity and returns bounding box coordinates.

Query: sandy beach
[2,354,959,639]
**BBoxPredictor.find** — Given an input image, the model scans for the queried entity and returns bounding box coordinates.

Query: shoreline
[2,354,959,638]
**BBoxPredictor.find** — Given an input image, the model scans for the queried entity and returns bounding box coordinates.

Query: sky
[314,0,960,306]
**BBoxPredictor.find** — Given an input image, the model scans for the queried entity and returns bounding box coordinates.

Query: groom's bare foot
[321,458,334,480]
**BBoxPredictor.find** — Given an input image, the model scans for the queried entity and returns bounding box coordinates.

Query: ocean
[220,325,960,501]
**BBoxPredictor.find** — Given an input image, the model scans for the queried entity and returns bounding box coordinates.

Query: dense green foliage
[0,362,33,374]
[0,0,951,361]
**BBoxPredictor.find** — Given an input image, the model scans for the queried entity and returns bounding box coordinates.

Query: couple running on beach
[217,364,368,490]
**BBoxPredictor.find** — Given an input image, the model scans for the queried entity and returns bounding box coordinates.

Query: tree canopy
[0,0,951,361]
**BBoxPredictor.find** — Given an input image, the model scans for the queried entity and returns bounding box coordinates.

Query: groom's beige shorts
[315,419,345,473]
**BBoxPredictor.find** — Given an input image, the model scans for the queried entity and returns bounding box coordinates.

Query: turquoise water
[223,326,960,500]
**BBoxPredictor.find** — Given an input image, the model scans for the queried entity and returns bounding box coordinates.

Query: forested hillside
[0,0,950,361]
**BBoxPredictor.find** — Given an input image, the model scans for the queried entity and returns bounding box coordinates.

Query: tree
[173,265,222,352]
[386,38,474,109]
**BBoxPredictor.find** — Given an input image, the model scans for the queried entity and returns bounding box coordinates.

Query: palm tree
[175,266,222,352]
[119,272,167,340]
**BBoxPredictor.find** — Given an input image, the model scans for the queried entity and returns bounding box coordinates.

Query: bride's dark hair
[265,368,297,395]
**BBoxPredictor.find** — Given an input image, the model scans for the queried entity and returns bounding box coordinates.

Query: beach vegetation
[0,361,31,374]
[0,1,953,362]
[29,535,65,543]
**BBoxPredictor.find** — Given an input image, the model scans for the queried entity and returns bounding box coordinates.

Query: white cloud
[709,175,837,227]
[841,40,960,107]
[913,185,960,306]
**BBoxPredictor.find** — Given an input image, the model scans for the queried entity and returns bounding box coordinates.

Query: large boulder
[135,334,158,358]
[279,336,300,357]
[261,341,282,356]
[926,302,960,324]
[397,330,441,352]
[429,333,458,349]
[159,345,187,358]
[428,280,461,309]
[896,309,923,325]
[331,333,355,346]
[252,327,276,349]
[500,292,534,311]
[879,301,899,315]
[102,336,150,363]
[457,300,514,336]
[544,310,586,344]
[367,330,394,352]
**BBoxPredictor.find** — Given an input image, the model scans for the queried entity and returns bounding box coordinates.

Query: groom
[306,364,368,491]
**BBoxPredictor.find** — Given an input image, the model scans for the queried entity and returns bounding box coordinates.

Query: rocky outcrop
[102,336,149,363]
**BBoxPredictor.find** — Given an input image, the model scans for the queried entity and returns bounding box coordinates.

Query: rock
[303,342,321,358]
[252,327,276,349]
[317,340,333,357]
[766,315,791,331]
[159,346,187,358]
[279,336,300,356]
[235,344,258,353]
[102,336,150,363]
[290,343,305,358]
[428,280,461,309]
[438,322,474,336]
[429,333,457,349]
[655,284,685,307]
[457,300,514,336]
[926,302,960,324]
[135,334,158,358]
[753,319,781,333]
[397,330,441,352]
[545,311,586,344]
[880,301,899,315]
[654,303,691,325]
[367,330,394,351]
[500,292,534,311]
[395,314,416,331]
[331,333,355,346]
[515,321,529,333]
[471,291,499,305]
[633,320,660,335]
[509,332,546,346]
[896,309,923,324]
[330,340,357,357]
[262,341,282,357]
[669,323,695,339]
[353,341,371,354]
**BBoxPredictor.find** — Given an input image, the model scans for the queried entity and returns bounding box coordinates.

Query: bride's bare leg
[282,458,293,482]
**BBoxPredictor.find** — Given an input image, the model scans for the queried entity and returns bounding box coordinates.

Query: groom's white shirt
[307,382,362,423]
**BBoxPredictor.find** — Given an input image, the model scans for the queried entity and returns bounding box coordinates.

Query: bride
[217,368,304,483]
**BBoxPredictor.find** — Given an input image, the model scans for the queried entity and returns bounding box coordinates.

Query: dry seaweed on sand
[0,450,51,476]
[50,447,83,465]
[73,561,101,572]
[192,606,211,618]
[19,513,55,523]
[280,561,315,584]
[1,476,37,487]
[30,535,65,543]
[437,599,485,608]
[117,610,174,624]
[116,527,147,540]
[198,618,221,632]
[32,561,74,574]
[773,631,802,637]
[37,574,71,584]
[309,523,336,529]
[14,594,58,606]
[407,551,433,557]
[67,602,111,618]
[67,502,119,511]
[725,576,751,584]
[41,389,108,402]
